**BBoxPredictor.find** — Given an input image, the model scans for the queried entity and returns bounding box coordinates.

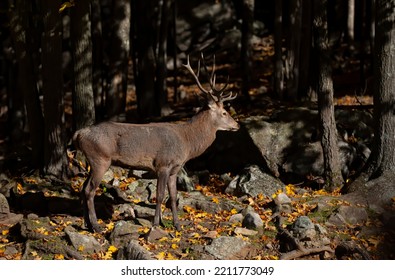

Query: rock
[177,168,195,192]
[205,236,249,260]
[133,204,156,220]
[0,193,23,224]
[274,193,292,213]
[242,212,263,230]
[226,165,285,198]
[109,221,142,247]
[65,226,104,254]
[115,204,135,219]
[291,216,316,241]
[328,205,368,226]
[144,226,169,243]
[178,191,240,214]
[117,240,154,260]
[228,213,243,224]
[234,227,258,236]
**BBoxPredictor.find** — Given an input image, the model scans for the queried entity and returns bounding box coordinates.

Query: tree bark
[313,0,344,191]
[241,0,254,100]
[106,0,131,119]
[274,0,284,99]
[71,0,96,129]
[8,0,44,168]
[367,0,395,177]
[286,0,302,100]
[41,0,68,178]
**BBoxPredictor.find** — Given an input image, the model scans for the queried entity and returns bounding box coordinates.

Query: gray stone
[205,236,249,260]
[292,216,316,240]
[109,221,142,247]
[117,240,154,260]
[65,226,104,254]
[234,227,258,236]
[242,212,263,230]
[226,165,285,198]
[228,213,243,224]
[328,205,368,226]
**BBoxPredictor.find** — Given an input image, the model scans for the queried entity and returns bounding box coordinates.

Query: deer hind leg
[153,168,170,227]
[168,172,181,230]
[82,158,111,232]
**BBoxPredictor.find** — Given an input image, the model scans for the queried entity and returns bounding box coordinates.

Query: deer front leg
[154,169,169,227]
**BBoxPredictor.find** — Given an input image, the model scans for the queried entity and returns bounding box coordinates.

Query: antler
[183,53,236,103]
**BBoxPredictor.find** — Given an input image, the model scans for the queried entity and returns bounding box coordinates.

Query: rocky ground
[1,161,394,260]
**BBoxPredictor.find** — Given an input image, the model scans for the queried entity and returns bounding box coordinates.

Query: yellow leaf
[285,184,296,196]
[166,252,177,260]
[171,243,179,249]
[108,245,118,253]
[78,245,84,252]
[192,232,201,238]
[54,254,64,260]
[59,1,75,13]
[156,251,166,260]
[230,208,238,215]
[106,222,115,231]
[158,237,168,242]
[2,230,9,236]
[172,237,181,243]
[212,197,219,204]
[31,251,38,257]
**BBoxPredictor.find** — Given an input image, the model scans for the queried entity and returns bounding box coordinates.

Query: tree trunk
[8,0,44,168]
[41,0,68,178]
[298,0,313,100]
[313,0,344,191]
[347,0,355,42]
[273,0,284,99]
[71,0,96,129]
[241,0,254,100]
[368,0,395,177]
[285,0,302,100]
[106,0,131,120]
[91,0,104,120]
[155,0,171,116]
[134,0,157,119]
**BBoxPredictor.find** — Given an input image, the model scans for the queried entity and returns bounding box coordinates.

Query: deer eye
[222,111,227,116]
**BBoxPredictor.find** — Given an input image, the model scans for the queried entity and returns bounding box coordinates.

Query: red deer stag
[73,54,239,232]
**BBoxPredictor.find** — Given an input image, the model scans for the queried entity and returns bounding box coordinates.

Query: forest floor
[0,38,394,260]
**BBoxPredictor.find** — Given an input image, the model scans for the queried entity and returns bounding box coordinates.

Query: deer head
[183,53,239,131]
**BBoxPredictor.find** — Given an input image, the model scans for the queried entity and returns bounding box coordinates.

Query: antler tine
[200,53,230,99]
[220,91,237,103]
[183,55,211,96]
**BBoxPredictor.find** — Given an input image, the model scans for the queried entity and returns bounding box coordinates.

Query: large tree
[41,0,68,178]
[348,0,395,195]
[71,0,96,129]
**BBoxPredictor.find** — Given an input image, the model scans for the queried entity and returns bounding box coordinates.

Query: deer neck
[183,109,217,159]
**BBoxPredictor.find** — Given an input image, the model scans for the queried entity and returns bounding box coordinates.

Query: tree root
[278,227,334,260]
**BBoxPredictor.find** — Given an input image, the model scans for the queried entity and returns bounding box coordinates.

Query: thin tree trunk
[241,0,254,100]
[313,0,344,191]
[347,0,355,41]
[155,0,171,116]
[41,0,68,178]
[286,0,302,100]
[106,0,131,120]
[274,0,284,99]
[135,0,157,119]
[71,0,96,129]
[91,0,104,119]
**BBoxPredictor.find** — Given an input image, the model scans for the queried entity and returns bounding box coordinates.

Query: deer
[73,54,239,233]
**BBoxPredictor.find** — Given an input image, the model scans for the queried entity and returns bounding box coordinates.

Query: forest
[0,0,394,260]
